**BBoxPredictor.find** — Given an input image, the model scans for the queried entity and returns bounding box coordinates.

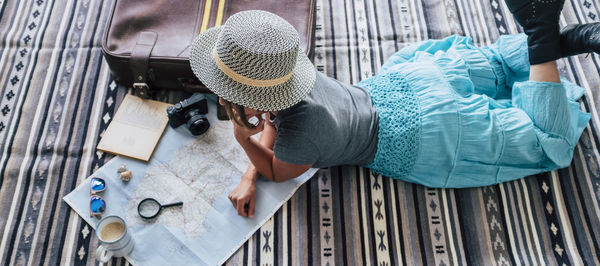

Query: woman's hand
[233,114,265,143]
[228,176,257,218]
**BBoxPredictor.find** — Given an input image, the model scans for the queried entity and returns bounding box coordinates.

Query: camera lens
[185,109,210,135]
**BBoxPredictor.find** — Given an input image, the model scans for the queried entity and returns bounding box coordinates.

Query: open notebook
[97,94,171,161]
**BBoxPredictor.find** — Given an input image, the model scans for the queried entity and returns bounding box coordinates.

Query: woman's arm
[228,115,276,218]
[229,115,311,218]
[240,116,277,183]
[234,117,311,182]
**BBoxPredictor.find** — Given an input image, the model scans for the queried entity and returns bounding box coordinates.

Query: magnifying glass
[137,198,183,219]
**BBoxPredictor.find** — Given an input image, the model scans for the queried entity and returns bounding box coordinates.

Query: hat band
[212,49,294,87]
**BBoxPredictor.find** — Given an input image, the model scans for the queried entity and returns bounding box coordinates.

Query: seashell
[117,164,127,173]
[120,170,132,182]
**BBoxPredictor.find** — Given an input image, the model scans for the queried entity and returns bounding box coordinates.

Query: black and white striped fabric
[1,0,599,265]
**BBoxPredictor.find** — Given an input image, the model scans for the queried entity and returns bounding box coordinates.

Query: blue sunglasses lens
[90,177,105,193]
[90,196,106,214]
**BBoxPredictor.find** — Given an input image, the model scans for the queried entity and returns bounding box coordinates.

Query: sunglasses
[90,176,106,218]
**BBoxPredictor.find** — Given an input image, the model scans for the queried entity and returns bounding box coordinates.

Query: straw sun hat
[189,10,316,111]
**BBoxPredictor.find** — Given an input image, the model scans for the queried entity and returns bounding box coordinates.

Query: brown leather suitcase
[102,0,316,98]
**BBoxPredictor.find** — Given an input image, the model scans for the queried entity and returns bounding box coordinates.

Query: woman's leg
[486,23,600,91]
[489,7,582,166]
[529,61,560,83]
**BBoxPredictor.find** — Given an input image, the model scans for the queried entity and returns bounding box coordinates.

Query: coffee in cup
[95,215,134,263]
[100,222,125,241]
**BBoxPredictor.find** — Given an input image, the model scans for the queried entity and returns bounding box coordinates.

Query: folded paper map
[64,97,316,265]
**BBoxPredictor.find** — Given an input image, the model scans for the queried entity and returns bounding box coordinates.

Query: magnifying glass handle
[161,202,183,208]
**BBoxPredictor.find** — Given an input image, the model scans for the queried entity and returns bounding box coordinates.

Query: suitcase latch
[133,82,150,98]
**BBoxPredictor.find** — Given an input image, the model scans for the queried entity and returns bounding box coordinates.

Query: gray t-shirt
[272,71,378,168]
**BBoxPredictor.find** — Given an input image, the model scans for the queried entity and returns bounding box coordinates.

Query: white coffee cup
[95,215,134,263]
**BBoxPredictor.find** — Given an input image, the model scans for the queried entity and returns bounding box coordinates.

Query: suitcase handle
[130,32,157,98]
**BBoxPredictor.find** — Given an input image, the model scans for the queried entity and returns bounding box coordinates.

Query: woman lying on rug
[188,1,595,218]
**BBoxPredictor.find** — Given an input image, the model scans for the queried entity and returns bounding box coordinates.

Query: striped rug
[1,0,599,265]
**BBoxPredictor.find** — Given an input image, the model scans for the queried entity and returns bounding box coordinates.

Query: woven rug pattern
[0,0,599,265]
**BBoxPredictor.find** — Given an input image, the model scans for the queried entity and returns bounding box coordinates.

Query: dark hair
[221,99,254,129]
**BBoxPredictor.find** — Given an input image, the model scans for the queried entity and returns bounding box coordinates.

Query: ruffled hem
[511,80,591,167]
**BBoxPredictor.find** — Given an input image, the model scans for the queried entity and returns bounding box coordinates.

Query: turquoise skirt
[358,34,591,188]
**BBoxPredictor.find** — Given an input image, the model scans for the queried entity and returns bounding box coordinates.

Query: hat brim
[189,26,316,111]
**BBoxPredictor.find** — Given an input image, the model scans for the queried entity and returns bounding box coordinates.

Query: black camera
[166,93,210,135]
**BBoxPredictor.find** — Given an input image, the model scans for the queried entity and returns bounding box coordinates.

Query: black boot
[560,23,600,57]
[504,0,565,65]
